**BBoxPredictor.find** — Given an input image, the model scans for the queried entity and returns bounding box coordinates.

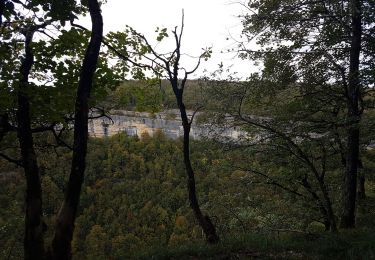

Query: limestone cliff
[88,110,245,140]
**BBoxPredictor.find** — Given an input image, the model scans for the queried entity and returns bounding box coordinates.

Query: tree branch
[0,152,23,167]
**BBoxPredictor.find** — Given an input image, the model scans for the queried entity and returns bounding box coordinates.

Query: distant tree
[111,80,164,112]
[85,225,108,259]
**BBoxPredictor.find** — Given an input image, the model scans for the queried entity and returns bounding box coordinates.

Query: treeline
[106,79,207,112]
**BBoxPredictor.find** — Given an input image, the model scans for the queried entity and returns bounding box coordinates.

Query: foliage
[109,80,164,112]
[1,132,374,258]
[0,0,123,136]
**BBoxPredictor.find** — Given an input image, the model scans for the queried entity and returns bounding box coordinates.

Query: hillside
[1,133,375,259]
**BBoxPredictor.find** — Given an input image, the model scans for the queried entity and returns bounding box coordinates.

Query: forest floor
[138,229,375,259]
[138,187,375,260]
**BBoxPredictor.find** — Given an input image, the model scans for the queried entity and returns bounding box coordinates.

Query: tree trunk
[175,91,219,244]
[304,178,336,232]
[340,0,362,229]
[320,183,337,232]
[17,30,45,260]
[0,114,11,142]
[0,0,5,27]
[323,218,330,231]
[357,169,366,200]
[51,0,103,258]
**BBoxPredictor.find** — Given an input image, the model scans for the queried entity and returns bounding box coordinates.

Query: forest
[1,0,375,259]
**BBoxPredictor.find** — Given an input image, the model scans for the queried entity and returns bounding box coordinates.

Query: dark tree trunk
[174,89,219,244]
[0,113,11,141]
[0,0,5,26]
[340,0,362,229]
[320,183,337,232]
[303,176,336,232]
[17,30,45,260]
[357,169,366,200]
[316,201,330,231]
[51,0,103,258]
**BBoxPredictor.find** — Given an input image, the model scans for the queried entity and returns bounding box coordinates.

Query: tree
[106,12,220,243]
[201,76,340,232]
[50,0,103,258]
[0,0,105,258]
[238,0,374,229]
[16,24,45,259]
[85,225,109,259]
[0,1,83,257]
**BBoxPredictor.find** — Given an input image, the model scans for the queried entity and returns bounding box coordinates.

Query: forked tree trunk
[340,0,362,229]
[17,30,45,259]
[51,0,103,258]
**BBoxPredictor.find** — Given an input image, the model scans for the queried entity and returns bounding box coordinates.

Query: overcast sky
[93,0,253,79]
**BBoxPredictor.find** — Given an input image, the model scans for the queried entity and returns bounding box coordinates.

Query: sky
[92,0,254,79]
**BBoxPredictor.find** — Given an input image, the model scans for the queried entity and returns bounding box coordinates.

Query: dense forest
[1,133,375,258]
[1,0,375,259]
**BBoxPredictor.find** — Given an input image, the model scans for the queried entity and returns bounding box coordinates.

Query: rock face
[89,110,375,148]
[88,110,245,140]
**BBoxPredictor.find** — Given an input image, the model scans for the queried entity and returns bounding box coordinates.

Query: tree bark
[51,0,103,258]
[175,90,219,244]
[17,30,45,260]
[340,0,362,229]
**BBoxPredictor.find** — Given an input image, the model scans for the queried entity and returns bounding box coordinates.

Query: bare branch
[36,29,55,40]
[50,126,73,151]
[70,21,88,31]
[189,105,204,125]
[101,39,151,69]
[186,55,202,75]
[133,30,170,65]
[235,166,307,198]
[0,152,23,167]
[178,9,184,46]
[31,124,55,133]
[323,52,348,93]
[89,107,113,123]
